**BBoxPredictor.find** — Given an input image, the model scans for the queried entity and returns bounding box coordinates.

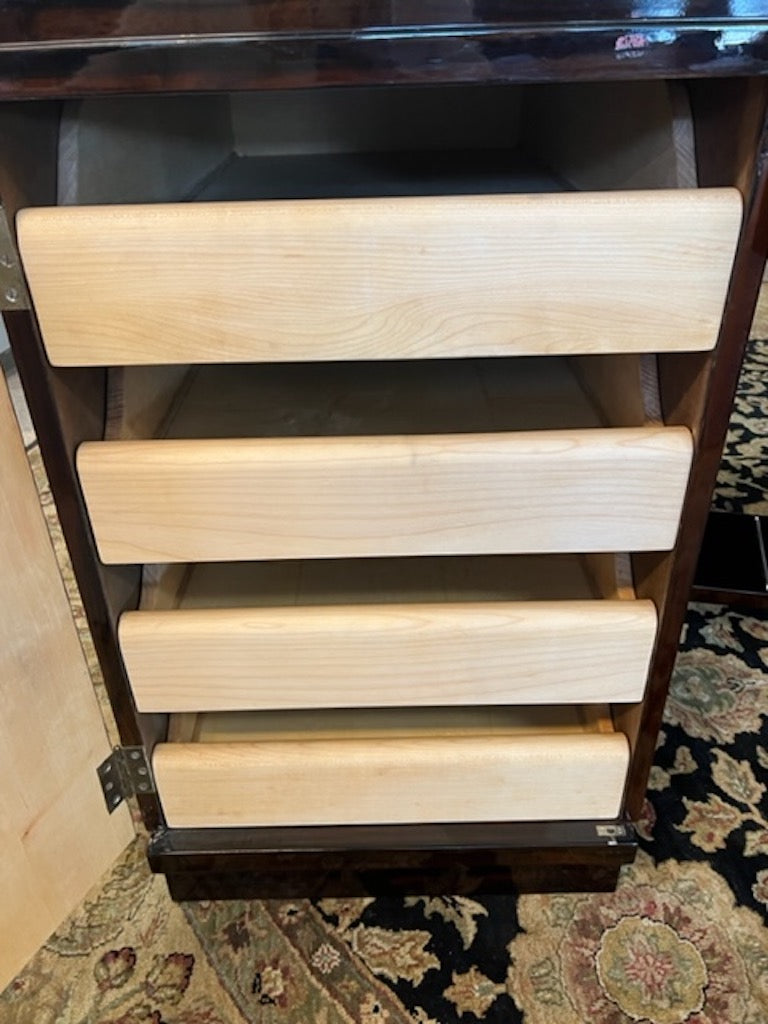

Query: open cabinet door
[0,365,133,990]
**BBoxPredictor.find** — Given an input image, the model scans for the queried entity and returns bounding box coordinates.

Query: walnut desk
[1,1,768,897]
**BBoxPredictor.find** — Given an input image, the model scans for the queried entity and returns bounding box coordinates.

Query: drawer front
[77,427,693,563]
[18,190,741,366]
[120,597,658,712]
[152,730,630,828]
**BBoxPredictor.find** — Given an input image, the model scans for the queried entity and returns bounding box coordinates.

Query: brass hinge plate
[0,206,30,311]
[97,746,156,813]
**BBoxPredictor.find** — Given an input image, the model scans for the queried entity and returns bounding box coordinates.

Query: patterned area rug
[713,337,768,516]
[4,346,768,1023]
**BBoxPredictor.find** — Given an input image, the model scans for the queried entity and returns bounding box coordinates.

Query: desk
[2,1,767,897]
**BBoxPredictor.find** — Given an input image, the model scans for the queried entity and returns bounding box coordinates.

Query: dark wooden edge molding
[150,819,637,898]
[624,83,768,817]
[0,2,766,98]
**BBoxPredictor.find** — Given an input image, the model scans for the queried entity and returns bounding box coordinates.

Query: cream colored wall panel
[77,426,693,563]
[120,596,657,712]
[18,189,741,366]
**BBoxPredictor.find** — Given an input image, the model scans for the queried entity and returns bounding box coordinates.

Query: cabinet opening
[138,552,639,611]
[168,704,619,744]
[17,80,741,369]
[56,80,697,206]
[104,354,663,443]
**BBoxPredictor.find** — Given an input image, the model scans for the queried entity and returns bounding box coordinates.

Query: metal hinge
[0,205,30,311]
[595,823,634,843]
[97,746,156,813]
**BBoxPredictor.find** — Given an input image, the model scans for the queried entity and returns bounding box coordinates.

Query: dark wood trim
[163,861,630,899]
[150,819,637,898]
[3,0,767,43]
[0,6,766,99]
[625,83,768,817]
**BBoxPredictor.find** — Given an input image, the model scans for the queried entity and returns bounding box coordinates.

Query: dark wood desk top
[0,1,767,98]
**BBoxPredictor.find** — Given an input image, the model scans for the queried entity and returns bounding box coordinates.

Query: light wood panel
[568,354,661,427]
[105,366,193,440]
[120,591,657,712]
[77,426,693,563]
[154,706,629,827]
[186,704,614,742]
[58,95,233,205]
[0,367,132,989]
[523,81,698,191]
[18,189,741,366]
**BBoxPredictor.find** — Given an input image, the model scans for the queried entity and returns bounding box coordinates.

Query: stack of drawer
[16,181,740,829]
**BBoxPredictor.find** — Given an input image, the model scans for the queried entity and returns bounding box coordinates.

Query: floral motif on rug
[713,337,768,515]
[507,852,768,1024]
[0,840,247,1024]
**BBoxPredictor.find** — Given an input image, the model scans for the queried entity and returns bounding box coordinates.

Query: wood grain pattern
[105,366,193,441]
[18,190,742,366]
[567,354,661,428]
[120,596,657,712]
[77,427,694,563]
[0,367,132,988]
[153,706,630,827]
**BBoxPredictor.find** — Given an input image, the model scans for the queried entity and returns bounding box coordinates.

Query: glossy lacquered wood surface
[0,1,767,97]
[151,818,638,897]
[3,0,768,44]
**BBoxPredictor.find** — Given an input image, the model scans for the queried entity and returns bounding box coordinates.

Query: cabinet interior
[58,79,695,207]
[7,74,751,814]
[64,80,689,754]
[105,353,662,443]
[140,553,636,613]
[171,703,617,746]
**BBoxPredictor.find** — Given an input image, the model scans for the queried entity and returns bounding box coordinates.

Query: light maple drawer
[153,706,630,828]
[17,190,740,367]
[78,425,692,563]
[120,555,657,712]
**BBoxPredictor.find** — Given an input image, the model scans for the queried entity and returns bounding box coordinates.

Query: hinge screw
[5,286,18,304]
